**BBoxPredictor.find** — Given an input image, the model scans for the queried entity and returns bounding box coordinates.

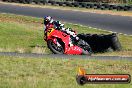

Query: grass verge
[0,56,132,88]
[0,13,132,56]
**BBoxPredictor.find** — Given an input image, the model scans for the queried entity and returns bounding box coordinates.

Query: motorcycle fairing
[65,46,83,55]
[47,28,83,55]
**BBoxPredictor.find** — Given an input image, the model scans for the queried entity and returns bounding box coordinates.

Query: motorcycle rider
[43,16,79,46]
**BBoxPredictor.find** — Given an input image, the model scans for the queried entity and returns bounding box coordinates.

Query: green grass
[0,13,47,53]
[0,56,132,88]
[0,21,45,53]
[0,13,132,56]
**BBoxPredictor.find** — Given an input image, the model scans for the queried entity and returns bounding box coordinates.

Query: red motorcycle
[44,27,92,55]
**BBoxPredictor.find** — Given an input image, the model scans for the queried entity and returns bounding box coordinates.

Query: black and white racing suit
[51,20,79,46]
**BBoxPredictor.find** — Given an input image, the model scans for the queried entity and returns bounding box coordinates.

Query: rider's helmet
[44,16,53,25]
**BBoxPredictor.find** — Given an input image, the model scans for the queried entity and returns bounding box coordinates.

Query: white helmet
[44,16,53,25]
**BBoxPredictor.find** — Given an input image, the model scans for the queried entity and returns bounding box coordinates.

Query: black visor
[44,19,50,25]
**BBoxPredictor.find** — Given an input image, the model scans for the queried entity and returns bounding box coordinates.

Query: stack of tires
[72,2,80,7]
[56,2,64,6]
[64,2,73,7]
[32,0,48,5]
[77,33,122,53]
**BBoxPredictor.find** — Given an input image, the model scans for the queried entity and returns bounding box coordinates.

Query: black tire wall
[77,33,122,53]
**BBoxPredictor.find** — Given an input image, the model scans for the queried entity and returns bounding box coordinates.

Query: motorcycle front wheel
[47,39,64,54]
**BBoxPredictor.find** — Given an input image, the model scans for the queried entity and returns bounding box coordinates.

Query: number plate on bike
[47,28,55,36]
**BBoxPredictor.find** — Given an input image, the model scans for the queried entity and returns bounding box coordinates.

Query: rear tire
[77,39,92,55]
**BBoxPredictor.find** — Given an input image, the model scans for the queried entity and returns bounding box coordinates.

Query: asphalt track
[0,3,132,35]
[0,52,132,60]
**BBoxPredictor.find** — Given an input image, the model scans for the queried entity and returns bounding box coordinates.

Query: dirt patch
[32,46,47,54]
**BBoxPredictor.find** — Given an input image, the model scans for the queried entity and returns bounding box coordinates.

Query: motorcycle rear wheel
[47,40,64,54]
[82,46,92,55]
[77,39,92,55]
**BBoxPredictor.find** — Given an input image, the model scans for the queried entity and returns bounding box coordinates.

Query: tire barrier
[72,2,80,7]
[87,3,94,8]
[102,3,110,9]
[64,2,73,7]
[56,2,64,6]
[25,0,33,4]
[1,0,132,11]
[107,5,117,10]
[80,3,87,8]
[77,33,122,53]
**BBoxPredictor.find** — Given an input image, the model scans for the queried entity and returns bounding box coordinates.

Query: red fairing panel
[65,46,83,55]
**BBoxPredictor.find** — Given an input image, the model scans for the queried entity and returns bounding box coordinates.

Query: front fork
[53,38,61,47]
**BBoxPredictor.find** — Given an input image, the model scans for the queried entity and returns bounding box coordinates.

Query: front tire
[47,39,64,54]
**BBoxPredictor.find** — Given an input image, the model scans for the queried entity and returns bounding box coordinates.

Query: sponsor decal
[76,68,131,85]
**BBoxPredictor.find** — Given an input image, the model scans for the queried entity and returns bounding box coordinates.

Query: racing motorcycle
[44,27,92,55]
